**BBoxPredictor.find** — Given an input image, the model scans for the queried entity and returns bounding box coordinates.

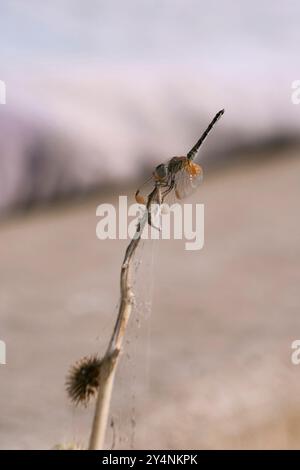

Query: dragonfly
[135,109,225,217]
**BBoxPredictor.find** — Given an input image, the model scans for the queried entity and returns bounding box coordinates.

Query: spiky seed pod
[66,355,103,406]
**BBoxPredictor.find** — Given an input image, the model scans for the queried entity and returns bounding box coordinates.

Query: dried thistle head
[66,355,103,406]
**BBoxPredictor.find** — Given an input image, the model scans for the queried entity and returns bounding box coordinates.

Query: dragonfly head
[153,163,168,182]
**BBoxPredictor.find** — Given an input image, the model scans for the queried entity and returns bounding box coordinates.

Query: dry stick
[88,187,159,450]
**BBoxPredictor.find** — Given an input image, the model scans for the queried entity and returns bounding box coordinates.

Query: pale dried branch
[88,187,159,450]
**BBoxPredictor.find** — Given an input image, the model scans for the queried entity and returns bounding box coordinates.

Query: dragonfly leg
[162,178,175,203]
[147,185,162,231]
[148,210,161,231]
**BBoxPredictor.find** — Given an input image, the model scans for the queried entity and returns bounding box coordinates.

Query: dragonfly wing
[174,163,203,200]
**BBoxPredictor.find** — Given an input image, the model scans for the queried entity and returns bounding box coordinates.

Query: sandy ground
[0,148,300,449]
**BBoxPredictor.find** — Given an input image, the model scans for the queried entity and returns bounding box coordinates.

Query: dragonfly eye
[154,164,168,181]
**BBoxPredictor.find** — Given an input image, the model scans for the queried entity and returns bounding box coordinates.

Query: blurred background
[0,0,300,449]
